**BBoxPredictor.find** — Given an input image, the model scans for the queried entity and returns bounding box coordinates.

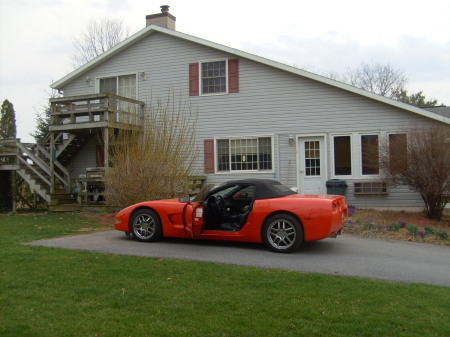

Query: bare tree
[377,124,450,220]
[103,90,200,209]
[317,62,445,106]
[335,61,408,99]
[71,17,132,69]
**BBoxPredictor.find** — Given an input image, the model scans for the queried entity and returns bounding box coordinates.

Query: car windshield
[191,184,216,202]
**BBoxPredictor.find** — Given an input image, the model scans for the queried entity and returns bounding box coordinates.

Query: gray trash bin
[326,179,347,195]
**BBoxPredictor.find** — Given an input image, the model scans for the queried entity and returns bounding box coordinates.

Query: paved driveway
[25,231,450,287]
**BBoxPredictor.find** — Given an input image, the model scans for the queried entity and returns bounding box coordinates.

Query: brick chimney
[146,5,176,30]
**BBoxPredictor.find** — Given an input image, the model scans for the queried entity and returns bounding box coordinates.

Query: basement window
[354,181,388,194]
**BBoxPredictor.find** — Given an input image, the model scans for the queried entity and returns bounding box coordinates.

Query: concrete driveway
[25,231,450,287]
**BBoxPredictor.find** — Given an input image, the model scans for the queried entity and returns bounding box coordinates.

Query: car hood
[115,198,186,217]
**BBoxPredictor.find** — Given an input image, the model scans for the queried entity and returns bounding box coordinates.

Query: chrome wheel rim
[267,219,296,250]
[132,214,156,240]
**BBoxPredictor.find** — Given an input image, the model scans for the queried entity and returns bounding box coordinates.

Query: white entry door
[298,136,326,194]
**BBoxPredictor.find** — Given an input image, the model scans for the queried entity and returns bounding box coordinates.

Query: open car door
[183,201,204,238]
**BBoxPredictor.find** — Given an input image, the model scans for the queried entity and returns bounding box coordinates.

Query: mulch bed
[344,209,450,246]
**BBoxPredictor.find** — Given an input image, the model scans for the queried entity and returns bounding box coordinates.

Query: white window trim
[331,134,354,179]
[359,133,381,178]
[199,59,229,97]
[214,135,274,174]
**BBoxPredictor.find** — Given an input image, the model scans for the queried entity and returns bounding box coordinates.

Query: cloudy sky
[1,0,449,142]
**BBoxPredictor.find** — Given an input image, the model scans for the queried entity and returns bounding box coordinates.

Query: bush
[424,226,435,235]
[407,224,419,236]
[377,124,450,220]
[103,90,200,209]
[388,222,400,231]
[435,229,449,240]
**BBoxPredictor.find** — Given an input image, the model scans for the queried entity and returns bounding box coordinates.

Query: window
[217,139,230,171]
[361,134,379,175]
[333,136,352,175]
[231,138,258,170]
[389,133,407,174]
[189,59,239,96]
[99,74,137,113]
[214,137,272,172]
[354,181,388,194]
[99,74,136,100]
[304,141,321,176]
[201,61,226,94]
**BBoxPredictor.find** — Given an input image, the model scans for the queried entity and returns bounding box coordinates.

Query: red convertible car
[114,179,348,253]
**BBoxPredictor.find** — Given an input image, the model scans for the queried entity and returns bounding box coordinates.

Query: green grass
[1,214,450,337]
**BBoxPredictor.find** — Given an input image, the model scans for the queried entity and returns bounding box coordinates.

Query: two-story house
[2,5,449,212]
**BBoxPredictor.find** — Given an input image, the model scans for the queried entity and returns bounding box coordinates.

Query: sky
[1,0,449,143]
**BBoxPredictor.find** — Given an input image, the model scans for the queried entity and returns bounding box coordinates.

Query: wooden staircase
[0,136,87,209]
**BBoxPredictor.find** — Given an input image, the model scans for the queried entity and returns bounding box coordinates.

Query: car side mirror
[179,197,190,203]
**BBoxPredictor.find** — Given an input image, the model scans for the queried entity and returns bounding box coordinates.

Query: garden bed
[344,207,450,246]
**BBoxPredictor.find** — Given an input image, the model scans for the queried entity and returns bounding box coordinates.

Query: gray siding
[65,137,100,180]
[61,32,443,209]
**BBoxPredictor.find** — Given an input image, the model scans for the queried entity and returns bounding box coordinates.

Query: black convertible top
[217,179,297,200]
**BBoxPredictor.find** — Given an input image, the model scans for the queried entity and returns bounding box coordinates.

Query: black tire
[262,214,303,253]
[129,209,163,242]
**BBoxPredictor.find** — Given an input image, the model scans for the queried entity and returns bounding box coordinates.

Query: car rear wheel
[130,209,163,242]
[262,214,303,253]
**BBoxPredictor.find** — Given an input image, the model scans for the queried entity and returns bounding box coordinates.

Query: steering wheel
[215,195,226,214]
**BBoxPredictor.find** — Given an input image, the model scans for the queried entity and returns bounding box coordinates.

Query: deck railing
[49,93,145,131]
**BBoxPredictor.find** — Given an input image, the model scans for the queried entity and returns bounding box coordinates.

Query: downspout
[276,134,281,181]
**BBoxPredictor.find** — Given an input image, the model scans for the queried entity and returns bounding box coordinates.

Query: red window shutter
[228,59,239,93]
[189,63,199,96]
[204,139,215,173]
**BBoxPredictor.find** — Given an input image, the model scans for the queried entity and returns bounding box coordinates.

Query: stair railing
[36,143,71,190]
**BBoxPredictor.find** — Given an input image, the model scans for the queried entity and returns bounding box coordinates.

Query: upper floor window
[201,61,226,94]
[98,74,137,116]
[99,74,136,100]
[189,59,239,96]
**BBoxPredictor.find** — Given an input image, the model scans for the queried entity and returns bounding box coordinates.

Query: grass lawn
[1,213,449,337]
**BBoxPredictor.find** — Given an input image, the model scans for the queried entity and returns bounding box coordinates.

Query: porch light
[86,76,93,86]
[140,72,147,80]
[288,135,295,146]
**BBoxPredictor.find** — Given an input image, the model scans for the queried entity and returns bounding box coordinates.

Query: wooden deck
[49,93,145,133]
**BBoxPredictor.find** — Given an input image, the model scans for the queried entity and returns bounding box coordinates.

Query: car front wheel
[262,214,303,253]
[130,209,163,242]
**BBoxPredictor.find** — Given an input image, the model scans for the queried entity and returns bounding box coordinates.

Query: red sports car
[114,179,348,253]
